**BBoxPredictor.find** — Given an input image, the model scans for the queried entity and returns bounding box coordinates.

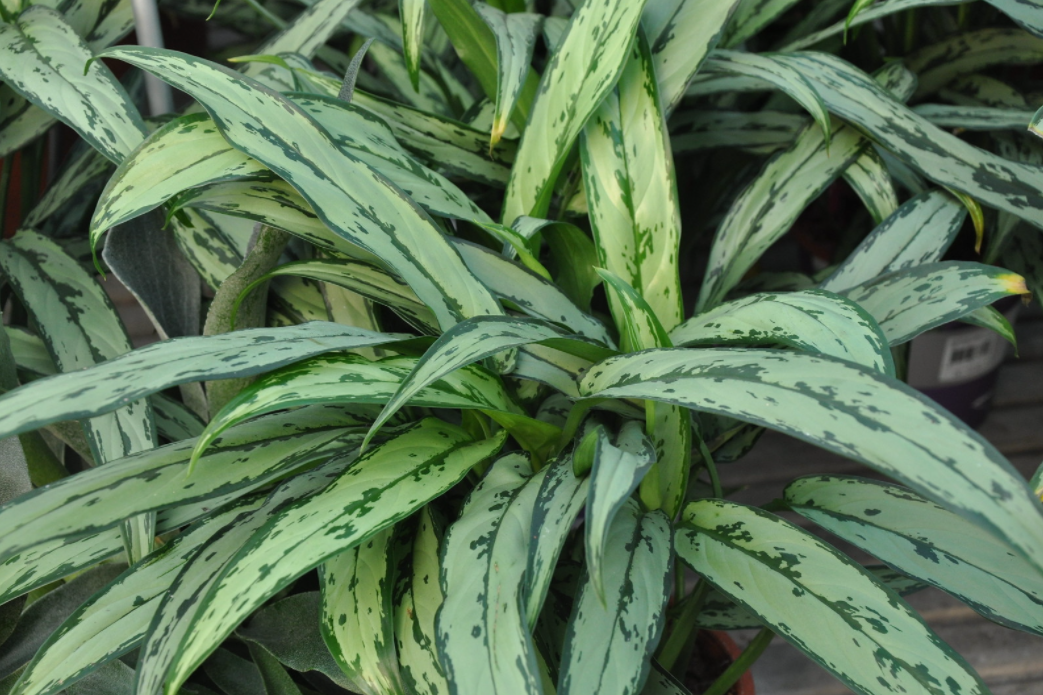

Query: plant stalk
[700,627,775,695]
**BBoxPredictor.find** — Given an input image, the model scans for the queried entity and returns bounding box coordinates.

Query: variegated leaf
[559,500,671,695]
[99,48,504,335]
[696,122,866,311]
[671,110,805,154]
[321,526,408,695]
[395,507,450,695]
[159,421,504,695]
[774,52,1043,234]
[906,28,1043,99]
[581,31,683,331]
[840,262,1028,345]
[400,0,427,90]
[242,0,361,70]
[135,456,363,695]
[671,289,894,375]
[696,565,929,630]
[169,209,244,291]
[502,0,649,222]
[842,146,898,224]
[676,500,988,695]
[722,0,801,46]
[584,422,654,604]
[914,103,1034,130]
[786,475,1043,636]
[437,452,544,695]
[579,348,1043,574]
[23,146,111,231]
[0,407,358,566]
[820,190,965,293]
[525,449,589,627]
[0,323,403,443]
[646,0,741,114]
[0,7,146,163]
[473,3,541,148]
[704,50,831,141]
[197,353,529,467]
[597,270,671,352]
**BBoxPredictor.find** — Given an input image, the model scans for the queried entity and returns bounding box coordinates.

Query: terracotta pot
[681,630,756,695]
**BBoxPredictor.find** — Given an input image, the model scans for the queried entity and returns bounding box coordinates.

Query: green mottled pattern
[580,348,1043,574]
[450,240,612,344]
[696,122,866,311]
[24,147,111,230]
[842,147,898,224]
[820,190,964,293]
[0,408,355,564]
[243,0,361,72]
[135,457,359,695]
[696,565,929,630]
[906,28,1043,99]
[581,32,683,331]
[400,0,426,89]
[367,317,568,446]
[648,0,740,114]
[585,422,655,603]
[473,4,541,146]
[704,50,831,139]
[395,507,450,695]
[559,501,671,695]
[786,475,1043,636]
[783,0,955,50]
[841,261,1026,344]
[0,322,402,442]
[169,209,244,290]
[0,7,146,163]
[288,92,492,223]
[199,353,523,463]
[722,0,801,45]
[368,39,454,116]
[775,52,1043,233]
[161,422,502,694]
[672,289,894,375]
[677,500,989,695]
[321,526,408,695]
[524,449,589,627]
[502,0,649,223]
[437,452,543,695]
[91,113,268,235]
[99,48,503,335]
[914,103,1035,130]
[671,110,805,154]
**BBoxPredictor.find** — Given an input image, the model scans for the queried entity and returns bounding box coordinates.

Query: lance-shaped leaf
[157,421,504,695]
[136,460,362,695]
[786,475,1043,637]
[395,507,450,695]
[0,85,56,160]
[581,32,683,331]
[774,52,1043,234]
[197,353,527,465]
[24,145,111,232]
[723,0,802,45]
[559,500,671,695]
[906,28,1043,100]
[169,210,244,291]
[584,422,655,604]
[579,348,1043,574]
[238,258,438,334]
[915,104,1035,130]
[98,48,503,335]
[0,407,359,565]
[696,565,929,630]
[242,0,362,69]
[321,526,408,695]
[0,231,157,560]
[365,316,603,447]
[676,500,989,695]
[842,146,898,224]
[400,0,427,90]
[525,449,589,627]
[696,122,866,311]
[0,7,146,163]
[473,4,541,148]
[0,323,404,443]
[502,0,649,222]
[840,262,1029,345]
[14,491,272,695]
[647,0,741,114]
[671,110,805,154]
[703,50,831,142]
[91,113,268,235]
[671,289,894,375]
[820,190,965,293]
[437,453,544,695]
[597,270,670,353]
[450,240,613,345]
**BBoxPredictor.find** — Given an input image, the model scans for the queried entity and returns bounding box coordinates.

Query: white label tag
[937,329,1007,384]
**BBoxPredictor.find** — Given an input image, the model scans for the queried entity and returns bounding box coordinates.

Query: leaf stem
[700,627,774,695]
[658,579,711,672]
[696,432,722,498]
[243,0,286,29]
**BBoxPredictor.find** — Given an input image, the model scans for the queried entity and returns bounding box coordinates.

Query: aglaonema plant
[0,0,1042,693]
